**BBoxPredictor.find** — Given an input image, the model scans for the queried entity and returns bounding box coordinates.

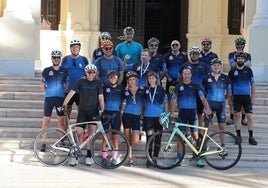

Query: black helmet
[107,70,118,78]
[235,52,247,60]
[126,71,137,80]
[210,58,222,65]
[235,37,246,45]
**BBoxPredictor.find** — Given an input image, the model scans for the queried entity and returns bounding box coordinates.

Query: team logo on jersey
[49,71,54,76]
[125,91,130,96]
[208,78,213,82]
[97,51,102,56]
[179,85,184,91]
[137,66,141,71]
[79,63,83,68]
[106,88,111,93]
[234,71,238,76]
[169,56,174,61]
[145,89,149,94]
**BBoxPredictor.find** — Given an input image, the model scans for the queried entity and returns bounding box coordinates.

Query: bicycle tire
[203,131,242,170]
[146,131,185,170]
[90,129,130,169]
[33,127,72,166]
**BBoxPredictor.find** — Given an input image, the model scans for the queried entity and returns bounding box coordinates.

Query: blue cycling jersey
[173,82,204,109]
[150,53,166,77]
[228,51,251,67]
[199,51,218,73]
[103,84,124,111]
[123,87,145,115]
[182,62,209,86]
[95,56,123,85]
[228,66,254,95]
[41,66,69,98]
[202,73,231,102]
[61,55,89,92]
[143,86,168,117]
[115,41,143,71]
[133,62,155,87]
[164,52,188,80]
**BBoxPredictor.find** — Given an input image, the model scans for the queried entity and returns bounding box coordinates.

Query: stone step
[0,84,41,92]
[0,91,44,100]
[0,77,40,85]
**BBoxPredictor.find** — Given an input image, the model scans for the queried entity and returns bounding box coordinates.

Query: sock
[177,153,182,160]
[87,150,92,158]
[102,151,108,159]
[230,114,234,120]
[248,130,253,138]
[112,150,118,159]
[221,143,225,147]
[236,130,241,137]
[242,114,246,120]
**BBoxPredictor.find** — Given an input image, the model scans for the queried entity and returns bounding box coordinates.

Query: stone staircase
[0,75,268,168]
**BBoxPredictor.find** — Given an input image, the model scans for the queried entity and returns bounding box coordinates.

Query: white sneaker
[68,157,78,166]
[85,157,93,166]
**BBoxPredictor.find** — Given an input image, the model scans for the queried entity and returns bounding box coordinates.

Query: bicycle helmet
[235,37,246,45]
[123,26,135,34]
[126,71,137,80]
[189,46,201,54]
[147,37,160,45]
[50,50,62,57]
[235,52,247,60]
[70,39,81,47]
[100,32,111,40]
[101,39,114,48]
[107,70,118,78]
[201,36,212,44]
[210,58,222,65]
[84,64,97,72]
[159,112,170,129]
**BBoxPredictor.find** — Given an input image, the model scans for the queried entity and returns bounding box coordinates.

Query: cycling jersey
[164,52,188,79]
[133,62,155,87]
[150,53,166,77]
[182,62,209,86]
[103,84,124,111]
[199,51,218,73]
[123,87,145,115]
[228,51,251,67]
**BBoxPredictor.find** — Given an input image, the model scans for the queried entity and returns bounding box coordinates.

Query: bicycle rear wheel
[146,131,185,170]
[33,127,72,166]
[90,129,130,169]
[203,131,242,170]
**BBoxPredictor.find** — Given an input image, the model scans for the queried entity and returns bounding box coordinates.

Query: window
[228,0,244,34]
[41,0,61,30]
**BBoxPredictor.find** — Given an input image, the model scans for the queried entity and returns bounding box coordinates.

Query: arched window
[41,0,61,30]
[228,0,244,34]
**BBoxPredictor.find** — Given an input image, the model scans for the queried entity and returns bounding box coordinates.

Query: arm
[40,83,46,92]
[98,94,105,112]
[62,90,76,106]
[200,96,211,116]
[251,84,255,105]
[118,71,124,85]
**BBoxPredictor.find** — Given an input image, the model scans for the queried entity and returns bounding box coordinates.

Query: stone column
[248,0,268,82]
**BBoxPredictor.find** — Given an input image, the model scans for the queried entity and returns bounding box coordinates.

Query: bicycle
[145,112,242,170]
[33,110,130,169]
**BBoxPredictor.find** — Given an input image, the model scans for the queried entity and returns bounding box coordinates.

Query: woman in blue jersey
[122,71,145,166]
[102,70,124,165]
[143,71,168,167]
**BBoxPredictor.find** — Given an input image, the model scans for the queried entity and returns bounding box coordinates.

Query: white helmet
[189,46,201,54]
[100,32,111,40]
[84,64,97,72]
[70,39,81,47]
[51,50,62,57]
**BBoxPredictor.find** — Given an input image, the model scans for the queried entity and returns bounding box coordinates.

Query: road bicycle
[146,112,242,170]
[33,111,130,169]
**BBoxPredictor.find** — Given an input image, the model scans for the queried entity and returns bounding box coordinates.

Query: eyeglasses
[149,43,159,47]
[104,47,113,51]
[171,43,179,47]
[202,43,210,46]
[52,56,61,59]
[191,52,199,55]
[86,71,96,74]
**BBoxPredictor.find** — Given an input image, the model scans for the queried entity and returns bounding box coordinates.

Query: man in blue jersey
[95,40,124,85]
[170,66,211,167]
[115,27,143,86]
[199,37,218,73]
[228,52,257,145]
[40,50,69,151]
[202,58,231,156]
[227,37,251,126]
[61,39,89,118]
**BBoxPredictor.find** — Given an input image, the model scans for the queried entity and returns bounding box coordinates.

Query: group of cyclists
[40,26,257,169]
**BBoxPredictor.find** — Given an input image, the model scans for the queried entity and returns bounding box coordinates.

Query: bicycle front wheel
[203,131,242,170]
[90,129,130,169]
[33,127,72,166]
[146,131,185,170]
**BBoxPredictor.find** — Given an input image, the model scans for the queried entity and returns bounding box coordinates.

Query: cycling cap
[235,52,247,59]
[210,58,222,65]
[189,46,201,54]
[51,50,62,57]
[107,70,118,78]
[201,36,212,44]
[70,39,81,47]
[126,71,137,79]
[159,112,170,129]
[101,39,114,48]
[100,32,111,40]
[147,37,160,45]
[123,27,135,34]
[84,64,97,72]
[235,37,246,45]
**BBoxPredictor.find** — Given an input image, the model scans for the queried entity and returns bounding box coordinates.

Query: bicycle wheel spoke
[203,131,242,170]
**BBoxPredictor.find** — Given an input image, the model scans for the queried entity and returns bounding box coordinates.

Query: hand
[124,54,131,61]
[57,105,65,112]
[168,86,175,95]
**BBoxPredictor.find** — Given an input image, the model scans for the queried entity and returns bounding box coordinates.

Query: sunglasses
[52,56,61,59]
[202,43,210,46]
[149,43,159,47]
[101,37,109,40]
[191,52,199,55]
[171,43,179,47]
[104,47,113,51]
[86,71,96,74]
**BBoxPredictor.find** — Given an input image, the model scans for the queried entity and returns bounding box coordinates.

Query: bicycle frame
[165,122,224,157]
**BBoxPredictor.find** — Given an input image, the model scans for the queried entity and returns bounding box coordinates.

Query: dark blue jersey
[144,86,168,117]
[173,82,204,109]
[164,52,188,79]
[133,62,155,87]
[202,73,231,102]
[182,62,209,86]
[228,66,254,95]
[41,66,69,98]
[199,51,218,73]
[150,53,166,77]
[103,84,124,111]
[228,51,251,67]
[123,87,145,115]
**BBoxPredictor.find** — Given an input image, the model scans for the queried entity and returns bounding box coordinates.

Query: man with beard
[199,37,218,73]
[228,52,257,145]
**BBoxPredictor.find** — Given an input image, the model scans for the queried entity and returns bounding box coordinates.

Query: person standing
[95,40,124,85]
[40,50,69,151]
[62,64,105,166]
[228,52,257,145]
[61,39,89,118]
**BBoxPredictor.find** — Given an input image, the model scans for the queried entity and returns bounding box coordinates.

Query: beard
[237,61,244,67]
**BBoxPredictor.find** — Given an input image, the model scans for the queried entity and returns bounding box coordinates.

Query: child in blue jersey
[171,66,211,167]
[228,52,257,145]
[40,50,69,151]
[102,70,124,165]
[202,58,231,155]
[61,40,89,118]
[143,71,168,167]
[122,71,145,166]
